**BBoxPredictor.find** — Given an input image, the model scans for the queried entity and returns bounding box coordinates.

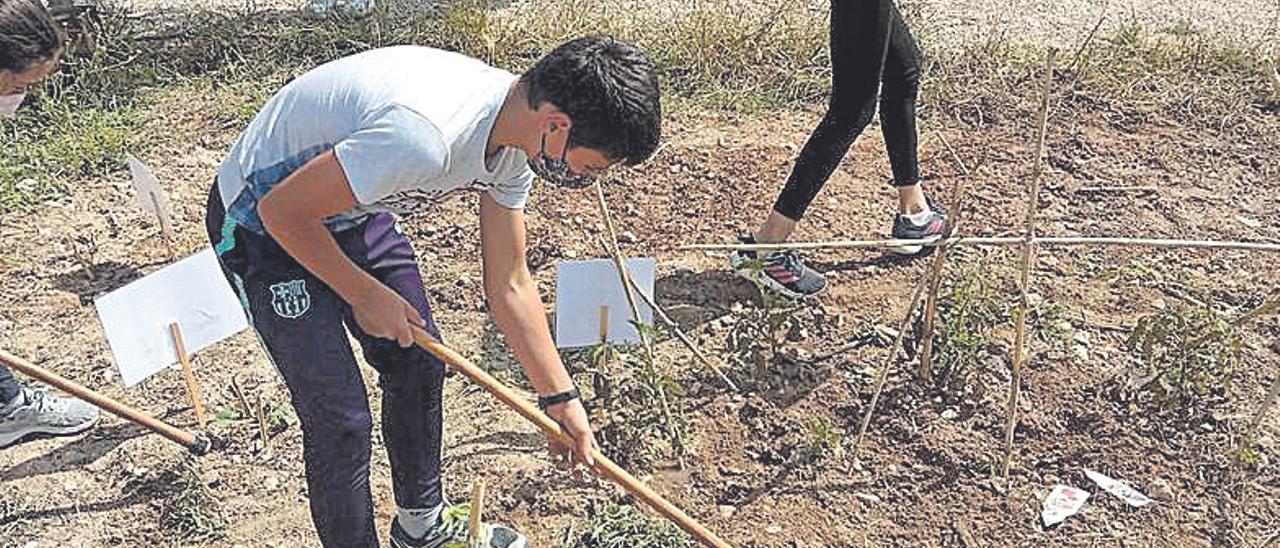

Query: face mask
[0,92,26,117]
[528,130,595,189]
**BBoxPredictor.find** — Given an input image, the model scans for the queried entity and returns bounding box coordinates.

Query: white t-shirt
[216,46,534,233]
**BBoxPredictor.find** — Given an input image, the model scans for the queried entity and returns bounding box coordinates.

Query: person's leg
[879,2,925,214]
[206,185,379,548]
[877,3,948,253]
[336,214,446,530]
[0,366,20,405]
[765,0,893,234]
[734,0,893,299]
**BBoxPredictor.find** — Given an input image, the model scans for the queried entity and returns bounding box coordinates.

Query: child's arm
[479,193,597,469]
[258,151,425,347]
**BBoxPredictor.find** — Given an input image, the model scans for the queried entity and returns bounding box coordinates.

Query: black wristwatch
[538,386,581,410]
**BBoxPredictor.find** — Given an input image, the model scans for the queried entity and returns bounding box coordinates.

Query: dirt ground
[3,4,1280,548]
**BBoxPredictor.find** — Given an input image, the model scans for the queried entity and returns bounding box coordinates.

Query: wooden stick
[149,191,176,259]
[1243,373,1280,452]
[230,374,252,419]
[169,323,207,427]
[679,236,1280,253]
[593,184,685,465]
[1003,48,1057,480]
[918,134,972,380]
[0,348,210,454]
[1075,185,1157,193]
[410,328,733,548]
[598,305,610,344]
[254,392,270,451]
[468,478,487,548]
[623,273,739,391]
[852,270,931,456]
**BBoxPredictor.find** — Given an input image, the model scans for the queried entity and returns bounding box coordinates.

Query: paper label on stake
[126,154,172,223]
[1085,468,1153,507]
[95,248,249,386]
[554,258,655,348]
[1042,485,1089,527]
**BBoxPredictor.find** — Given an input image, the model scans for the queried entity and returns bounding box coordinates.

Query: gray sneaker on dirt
[0,387,100,447]
[390,503,527,548]
[730,235,827,299]
[889,208,949,255]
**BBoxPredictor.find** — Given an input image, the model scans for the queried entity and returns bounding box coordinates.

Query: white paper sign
[1042,485,1089,527]
[95,248,249,386]
[554,258,655,348]
[1085,468,1153,507]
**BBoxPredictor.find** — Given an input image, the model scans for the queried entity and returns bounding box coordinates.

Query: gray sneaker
[389,503,528,548]
[0,387,100,447]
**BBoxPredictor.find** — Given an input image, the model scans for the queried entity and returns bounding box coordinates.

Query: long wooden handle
[0,349,210,455]
[411,328,732,548]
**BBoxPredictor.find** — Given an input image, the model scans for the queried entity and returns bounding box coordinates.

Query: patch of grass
[1233,442,1268,471]
[1127,303,1241,410]
[159,457,227,542]
[799,417,842,461]
[573,503,693,548]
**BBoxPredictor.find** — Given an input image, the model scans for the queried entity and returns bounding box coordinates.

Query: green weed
[586,322,688,468]
[159,457,227,542]
[1127,304,1241,410]
[572,503,693,548]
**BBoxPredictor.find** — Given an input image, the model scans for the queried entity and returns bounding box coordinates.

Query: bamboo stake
[468,478,487,548]
[0,348,210,454]
[1075,185,1157,193]
[230,374,252,420]
[169,323,207,427]
[1242,373,1280,454]
[593,183,686,466]
[679,236,1280,253]
[852,270,932,456]
[411,328,733,548]
[254,392,270,451]
[918,134,972,380]
[1002,48,1057,480]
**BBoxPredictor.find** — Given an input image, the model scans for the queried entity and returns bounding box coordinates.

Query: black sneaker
[730,235,827,299]
[389,503,527,548]
[889,208,949,255]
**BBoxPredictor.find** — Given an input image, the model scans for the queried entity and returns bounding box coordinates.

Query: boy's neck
[487,82,534,159]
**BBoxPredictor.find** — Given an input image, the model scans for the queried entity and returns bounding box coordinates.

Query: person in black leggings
[0,0,100,448]
[732,0,948,299]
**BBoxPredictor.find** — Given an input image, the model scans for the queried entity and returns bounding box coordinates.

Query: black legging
[773,0,922,221]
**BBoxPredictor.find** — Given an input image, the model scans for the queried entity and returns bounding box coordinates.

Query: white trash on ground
[1085,468,1154,507]
[1042,485,1090,527]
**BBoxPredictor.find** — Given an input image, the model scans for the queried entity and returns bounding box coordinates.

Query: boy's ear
[540,104,572,133]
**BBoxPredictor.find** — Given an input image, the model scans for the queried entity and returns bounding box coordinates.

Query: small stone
[765,525,783,535]
[1073,332,1090,345]
[1236,215,1262,228]
[941,409,959,420]
[23,541,39,548]
[854,493,882,504]
[563,249,579,259]
[1148,478,1175,501]
[1074,345,1090,362]
[618,231,637,244]
[718,505,737,518]
[264,476,280,491]
[1200,423,1214,432]
[1045,474,1060,485]
[1151,298,1167,310]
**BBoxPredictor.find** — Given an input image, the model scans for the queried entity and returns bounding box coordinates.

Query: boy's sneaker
[390,503,528,548]
[888,208,949,255]
[0,387,100,447]
[729,235,827,299]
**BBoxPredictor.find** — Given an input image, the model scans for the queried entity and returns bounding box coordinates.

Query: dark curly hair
[0,0,62,74]
[520,35,662,166]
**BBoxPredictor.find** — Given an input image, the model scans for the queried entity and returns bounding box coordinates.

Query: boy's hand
[544,399,597,477]
[351,283,423,347]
